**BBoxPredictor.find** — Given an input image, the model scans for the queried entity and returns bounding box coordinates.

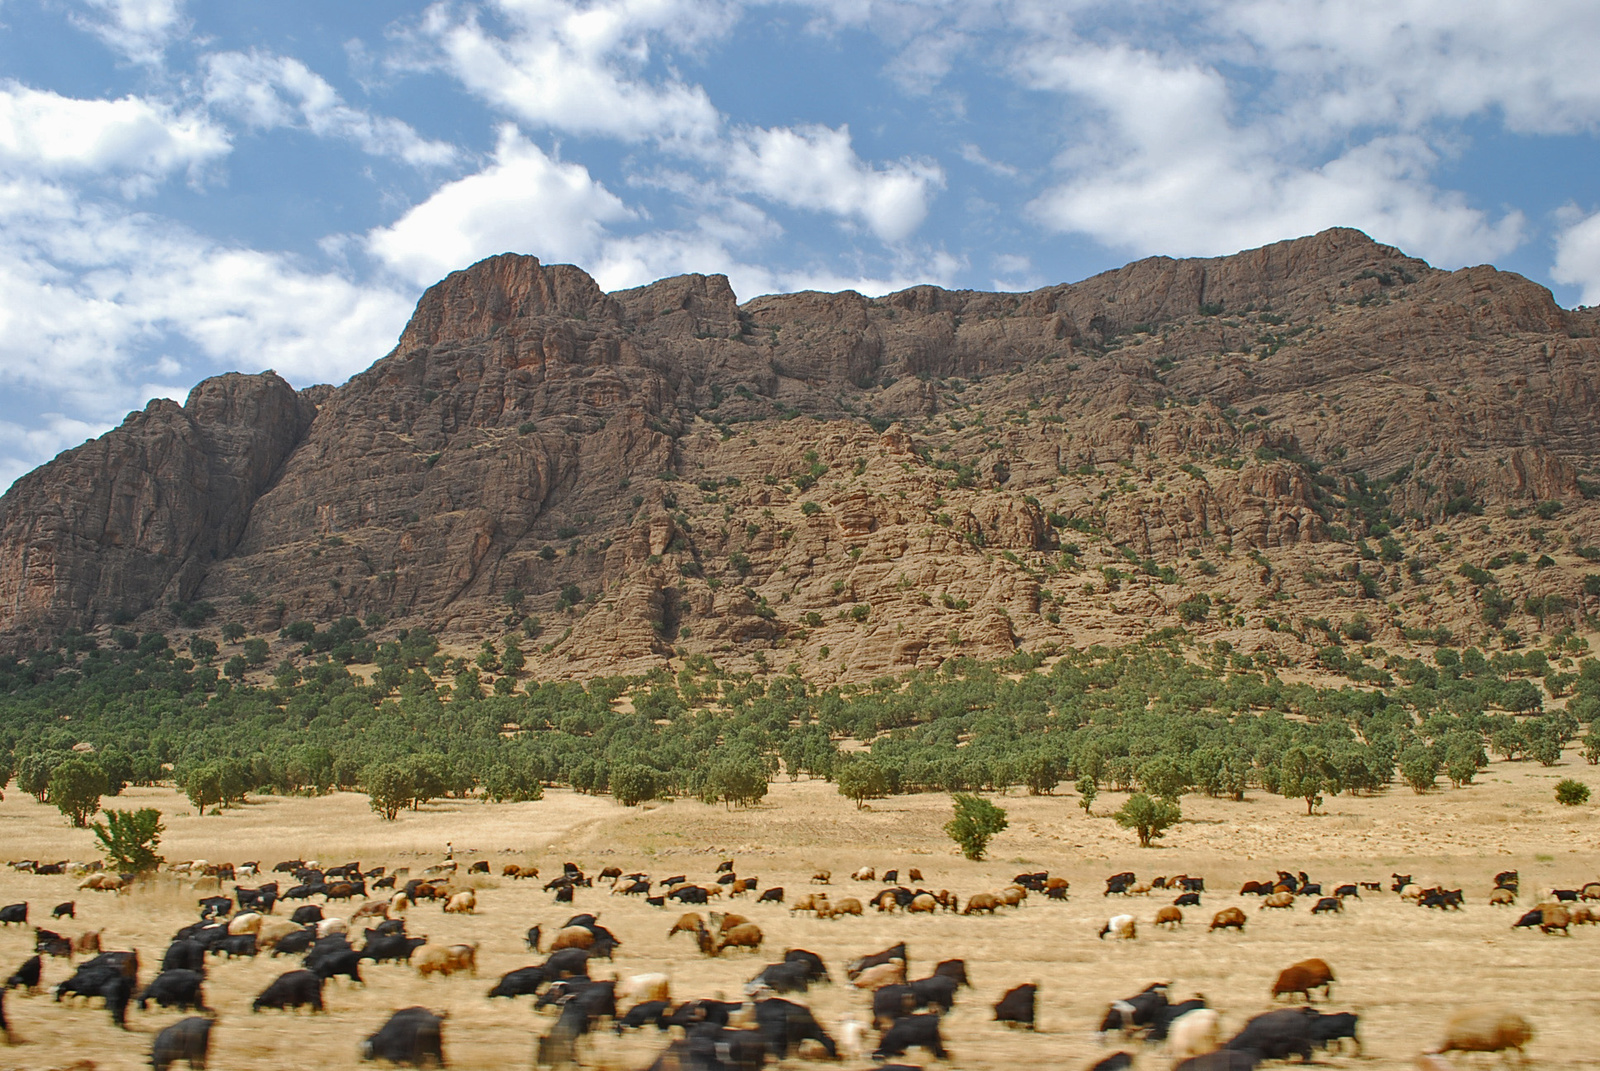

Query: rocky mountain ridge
[5,227,1600,681]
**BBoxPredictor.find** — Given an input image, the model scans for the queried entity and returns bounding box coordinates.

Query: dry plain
[1,750,1598,1071]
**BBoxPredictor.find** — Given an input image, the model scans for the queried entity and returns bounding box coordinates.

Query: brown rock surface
[4,228,1600,680]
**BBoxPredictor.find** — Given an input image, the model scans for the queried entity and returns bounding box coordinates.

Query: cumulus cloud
[1023,43,1524,265]
[202,51,458,167]
[74,0,187,65]
[203,52,458,167]
[415,0,726,142]
[725,125,944,243]
[367,125,634,286]
[0,174,413,486]
[1552,208,1600,307]
[0,82,228,187]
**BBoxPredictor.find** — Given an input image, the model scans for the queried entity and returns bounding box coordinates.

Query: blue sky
[2,0,1600,490]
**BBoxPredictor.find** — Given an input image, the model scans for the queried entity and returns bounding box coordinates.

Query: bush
[92,808,164,872]
[1400,745,1439,793]
[1076,775,1097,814]
[1555,779,1591,806]
[1112,792,1181,847]
[944,793,1008,860]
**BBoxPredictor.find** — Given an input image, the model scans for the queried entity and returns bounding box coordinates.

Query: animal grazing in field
[874,1012,948,1059]
[1174,892,1201,907]
[851,958,907,990]
[1272,959,1335,1002]
[708,922,764,955]
[1099,914,1136,940]
[1167,1008,1222,1060]
[1425,1007,1533,1059]
[757,887,784,904]
[617,972,670,1005]
[848,941,908,980]
[1098,982,1169,1036]
[1334,884,1359,899]
[5,954,42,992]
[253,969,326,1014]
[994,983,1037,1029]
[669,913,704,939]
[1539,904,1570,935]
[362,1006,447,1065]
[1261,891,1295,910]
[811,870,831,884]
[963,892,1000,915]
[414,943,478,978]
[1105,872,1136,896]
[1239,881,1272,896]
[1308,1011,1361,1053]
[1391,874,1413,892]
[1224,1007,1317,1062]
[443,890,476,914]
[1155,906,1183,928]
[1489,887,1516,906]
[3,902,32,927]
[137,969,208,1012]
[853,867,875,882]
[52,901,75,919]
[151,1016,212,1071]
[1310,897,1343,915]
[820,897,863,919]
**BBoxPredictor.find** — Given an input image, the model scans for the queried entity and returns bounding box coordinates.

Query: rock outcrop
[4,228,1600,679]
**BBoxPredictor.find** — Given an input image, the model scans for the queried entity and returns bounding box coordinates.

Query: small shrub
[944,793,1009,860]
[1555,779,1591,806]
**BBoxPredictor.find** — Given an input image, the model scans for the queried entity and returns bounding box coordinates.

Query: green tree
[91,808,164,872]
[402,753,448,809]
[223,655,249,680]
[1277,746,1328,814]
[944,793,1009,860]
[50,757,108,827]
[1555,779,1591,806]
[220,622,246,643]
[1444,735,1486,787]
[611,764,659,807]
[241,638,270,665]
[1400,745,1440,793]
[502,636,525,676]
[1020,752,1060,796]
[836,759,888,809]
[1112,792,1181,848]
[1138,756,1189,800]
[364,763,413,820]
[17,751,61,802]
[1076,774,1098,814]
[183,763,224,815]
[701,754,768,808]
[0,748,11,800]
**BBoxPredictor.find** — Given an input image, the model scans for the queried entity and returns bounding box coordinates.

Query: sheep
[668,913,704,939]
[851,958,906,989]
[255,918,303,950]
[1539,904,1570,935]
[853,867,875,882]
[1155,906,1183,928]
[963,893,1000,915]
[822,898,863,919]
[710,912,751,933]
[836,1016,867,1059]
[1400,884,1424,902]
[790,893,828,915]
[1272,959,1335,1002]
[617,972,670,1005]
[227,913,264,936]
[908,894,939,914]
[1489,887,1516,907]
[1210,908,1246,932]
[389,893,411,915]
[414,943,477,978]
[715,923,764,954]
[997,886,1027,908]
[1167,1008,1222,1060]
[315,918,347,939]
[1424,1007,1533,1059]
[811,870,831,885]
[1261,892,1295,910]
[351,901,390,922]
[1098,915,1136,940]
[551,925,596,951]
[443,891,476,914]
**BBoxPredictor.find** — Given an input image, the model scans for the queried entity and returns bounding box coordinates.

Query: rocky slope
[5,227,1600,680]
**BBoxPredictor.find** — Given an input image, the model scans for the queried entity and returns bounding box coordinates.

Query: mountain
[4,227,1599,680]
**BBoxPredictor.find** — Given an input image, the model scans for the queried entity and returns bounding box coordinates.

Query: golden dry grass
[1,750,1597,1071]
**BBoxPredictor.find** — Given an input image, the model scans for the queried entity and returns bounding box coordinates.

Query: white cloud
[416,0,726,142]
[0,174,414,487]
[725,124,944,242]
[74,0,187,66]
[1552,208,1600,307]
[203,51,458,167]
[367,125,634,286]
[0,82,228,188]
[1023,43,1523,266]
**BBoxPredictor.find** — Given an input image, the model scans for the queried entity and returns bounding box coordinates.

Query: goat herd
[0,856,1575,1068]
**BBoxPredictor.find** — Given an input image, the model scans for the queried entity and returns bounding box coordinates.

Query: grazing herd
[0,854,1565,1068]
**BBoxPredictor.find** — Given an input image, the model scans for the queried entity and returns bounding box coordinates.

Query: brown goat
[1154,906,1183,928]
[1272,958,1335,1002]
[1210,907,1247,932]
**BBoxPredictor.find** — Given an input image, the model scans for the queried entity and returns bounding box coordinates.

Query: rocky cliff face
[5,228,1600,678]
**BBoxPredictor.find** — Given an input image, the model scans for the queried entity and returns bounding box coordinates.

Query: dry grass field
[1,749,1598,1071]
